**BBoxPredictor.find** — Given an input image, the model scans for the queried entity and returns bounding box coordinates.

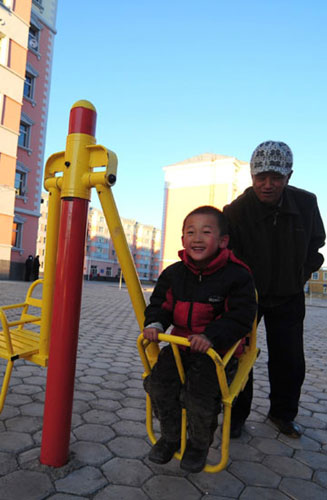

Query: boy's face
[182,214,229,269]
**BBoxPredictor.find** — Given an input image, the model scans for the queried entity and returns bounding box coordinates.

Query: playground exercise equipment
[0,99,259,472]
[0,279,43,413]
[137,308,259,473]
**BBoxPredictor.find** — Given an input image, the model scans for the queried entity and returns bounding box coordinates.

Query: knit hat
[250,141,293,176]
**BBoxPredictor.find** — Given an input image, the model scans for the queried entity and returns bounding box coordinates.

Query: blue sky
[45,0,326,255]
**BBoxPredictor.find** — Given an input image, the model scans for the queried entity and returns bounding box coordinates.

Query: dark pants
[232,292,305,423]
[144,345,238,449]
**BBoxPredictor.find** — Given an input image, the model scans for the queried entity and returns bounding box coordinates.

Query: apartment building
[37,198,161,282]
[0,0,32,278]
[160,153,251,271]
[305,267,327,296]
[12,0,57,279]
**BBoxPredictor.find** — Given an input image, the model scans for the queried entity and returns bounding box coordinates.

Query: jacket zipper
[187,302,193,330]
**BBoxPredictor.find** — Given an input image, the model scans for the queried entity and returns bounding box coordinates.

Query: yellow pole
[97,183,160,362]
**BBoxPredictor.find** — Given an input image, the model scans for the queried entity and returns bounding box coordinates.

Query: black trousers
[232,292,305,423]
[144,345,238,449]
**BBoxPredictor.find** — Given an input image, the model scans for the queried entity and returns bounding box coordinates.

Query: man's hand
[143,327,161,342]
[189,334,212,353]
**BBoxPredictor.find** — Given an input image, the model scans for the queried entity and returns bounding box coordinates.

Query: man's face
[252,171,292,205]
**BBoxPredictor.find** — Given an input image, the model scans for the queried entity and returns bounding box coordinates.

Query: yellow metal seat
[0,279,43,413]
[137,313,259,473]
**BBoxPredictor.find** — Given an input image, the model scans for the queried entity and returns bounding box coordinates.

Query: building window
[106,267,112,277]
[90,265,97,277]
[15,170,27,196]
[24,72,35,100]
[323,272,327,281]
[18,121,30,148]
[28,24,40,52]
[12,221,23,248]
[311,272,319,280]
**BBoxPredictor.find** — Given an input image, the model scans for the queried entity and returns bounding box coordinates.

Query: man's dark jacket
[223,185,325,305]
[144,248,257,354]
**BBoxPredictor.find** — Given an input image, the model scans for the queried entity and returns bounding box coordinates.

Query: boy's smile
[182,214,229,269]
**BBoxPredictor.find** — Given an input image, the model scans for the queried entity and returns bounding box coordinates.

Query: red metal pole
[40,102,96,466]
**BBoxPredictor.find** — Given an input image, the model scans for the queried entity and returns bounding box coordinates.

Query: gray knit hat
[250,141,293,176]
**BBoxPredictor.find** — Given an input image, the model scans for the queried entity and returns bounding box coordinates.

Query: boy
[143,206,256,473]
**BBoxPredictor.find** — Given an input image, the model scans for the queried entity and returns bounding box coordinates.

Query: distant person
[142,206,256,472]
[24,255,34,281]
[32,255,40,280]
[224,141,326,438]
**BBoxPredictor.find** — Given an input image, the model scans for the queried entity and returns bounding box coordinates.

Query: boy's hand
[189,334,212,353]
[143,327,161,342]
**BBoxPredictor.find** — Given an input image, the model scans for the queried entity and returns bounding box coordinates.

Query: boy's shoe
[230,420,244,438]
[180,440,208,473]
[268,414,301,438]
[148,438,180,464]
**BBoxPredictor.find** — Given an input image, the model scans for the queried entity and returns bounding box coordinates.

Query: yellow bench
[137,313,259,473]
[0,279,43,413]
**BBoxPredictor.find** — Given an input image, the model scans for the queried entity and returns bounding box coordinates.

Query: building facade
[305,267,327,296]
[12,0,57,279]
[37,197,161,283]
[0,0,32,279]
[160,153,251,271]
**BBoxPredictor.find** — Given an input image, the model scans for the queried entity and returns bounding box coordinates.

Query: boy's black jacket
[144,248,257,354]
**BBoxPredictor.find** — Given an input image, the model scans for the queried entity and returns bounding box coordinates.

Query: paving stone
[280,477,327,500]
[229,442,264,462]
[101,457,152,486]
[73,424,115,443]
[0,452,17,475]
[278,433,321,451]
[18,446,41,464]
[11,384,42,395]
[124,387,146,398]
[20,402,44,417]
[229,461,281,487]
[78,375,104,384]
[55,466,107,496]
[245,421,278,438]
[111,420,148,437]
[304,428,327,444]
[0,431,33,452]
[84,368,108,376]
[313,412,327,423]
[95,389,123,400]
[296,415,327,429]
[144,475,201,500]
[107,436,151,458]
[93,484,149,500]
[89,399,122,412]
[5,416,42,433]
[189,469,244,497]
[83,409,118,425]
[73,390,96,402]
[0,470,54,500]
[72,400,90,414]
[70,441,112,465]
[294,450,327,470]
[116,407,146,421]
[240,486,289,499]
[249,437,293,456]
[314,470,327,489]
[23,376,46,386]
[263,455,312,479]
[120,397,145,409]
[47,495,87,499]
[5,394,32,406]
[101,379,127,390]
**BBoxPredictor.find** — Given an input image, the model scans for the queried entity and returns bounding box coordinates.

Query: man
[223,141,325,438]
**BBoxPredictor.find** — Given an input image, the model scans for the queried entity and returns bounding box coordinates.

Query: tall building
[12,0,57,279]
[160,153,251,271]
[0,0,32,279]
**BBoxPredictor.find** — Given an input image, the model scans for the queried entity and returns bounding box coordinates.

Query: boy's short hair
[182,206,229,235]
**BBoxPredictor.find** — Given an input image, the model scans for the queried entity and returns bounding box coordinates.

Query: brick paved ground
[0,281,326,500]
